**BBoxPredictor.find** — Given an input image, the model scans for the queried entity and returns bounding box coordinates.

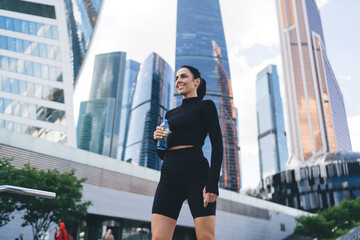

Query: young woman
[152,65,223,240]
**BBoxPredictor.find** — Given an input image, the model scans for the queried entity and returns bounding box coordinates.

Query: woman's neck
[183,92,198,99]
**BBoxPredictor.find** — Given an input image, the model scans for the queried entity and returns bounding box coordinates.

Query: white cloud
[221,0,280,50]
[316,0,330,9]
[348,114,360,152]
[340,75,352,82]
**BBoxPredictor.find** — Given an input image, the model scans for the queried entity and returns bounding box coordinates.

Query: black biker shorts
[152,146,216,220]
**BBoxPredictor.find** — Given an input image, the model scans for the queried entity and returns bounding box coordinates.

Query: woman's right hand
[153,126,171,140]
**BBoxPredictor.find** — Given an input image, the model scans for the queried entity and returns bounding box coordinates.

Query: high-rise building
[0,0,76,146]
[124,52,173,170]
[64,0,103,83]
[118,60,140,161]
[256,65,288,180]
[175,0,240,192]
[77,52,127,158]
[276,0,352,162]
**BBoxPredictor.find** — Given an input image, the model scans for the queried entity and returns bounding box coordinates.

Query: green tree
[245,188,262,199]
[0,157,91,240]
[294,215,334,239]
[339,198,360,223]
[0,156,18,227]
[322,204,351,229]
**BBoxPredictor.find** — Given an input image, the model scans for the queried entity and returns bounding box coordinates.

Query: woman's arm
[204,100,223,196]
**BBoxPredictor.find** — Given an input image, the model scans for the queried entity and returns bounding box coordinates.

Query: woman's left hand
[203,187,218,207]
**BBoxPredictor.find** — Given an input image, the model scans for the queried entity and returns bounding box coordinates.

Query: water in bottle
[156,119,170,150]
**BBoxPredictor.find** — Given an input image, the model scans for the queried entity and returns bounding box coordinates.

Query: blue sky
[74,0,360,189]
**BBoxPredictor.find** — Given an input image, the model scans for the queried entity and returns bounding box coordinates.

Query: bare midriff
[168,145,194,150]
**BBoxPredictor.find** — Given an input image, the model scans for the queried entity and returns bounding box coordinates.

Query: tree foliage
[245,188,262,199]
[294,198,360,239]
[0,156,19,227]
[294,215,333,239]
[0,157,91,240]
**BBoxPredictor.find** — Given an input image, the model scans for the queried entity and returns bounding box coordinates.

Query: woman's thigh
[194,216,216,240]
[151,214,177,240]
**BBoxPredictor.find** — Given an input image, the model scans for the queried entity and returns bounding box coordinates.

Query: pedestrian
[102,229,114,240]
[152,65,223,240]
[15,233,24,240]
[54,222,70,240]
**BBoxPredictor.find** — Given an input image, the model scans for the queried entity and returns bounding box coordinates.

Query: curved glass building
[175,0,240,192]
[261,152,360,212]
[124,53,173,170]
[64,0,103,84]
[77,52,128,158]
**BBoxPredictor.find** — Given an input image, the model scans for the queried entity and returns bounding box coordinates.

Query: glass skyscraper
[77,52,127,158]
[118,60,140,161]
[64,0,103,84]
[256,65,288,180]
[0,0,76,146]
[124,52,173,170]
[276,0,352,162]
[175,0,240,192]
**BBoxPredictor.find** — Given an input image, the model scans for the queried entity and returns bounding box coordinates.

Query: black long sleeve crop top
[156,96,223,195]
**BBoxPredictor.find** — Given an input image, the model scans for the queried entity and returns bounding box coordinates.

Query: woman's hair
[179,65,207,100]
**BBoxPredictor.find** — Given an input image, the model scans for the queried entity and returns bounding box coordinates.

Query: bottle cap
[164,119,168,123]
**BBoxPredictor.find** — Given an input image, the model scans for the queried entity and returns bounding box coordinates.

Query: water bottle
[156,119,170,150]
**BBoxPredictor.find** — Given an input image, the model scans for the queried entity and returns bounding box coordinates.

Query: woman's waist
[167,139,204,149]
[164,145,204,158]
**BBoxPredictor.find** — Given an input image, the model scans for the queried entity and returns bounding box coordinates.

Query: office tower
[175,0,240,192]
[118,60,140,161]
[276,0,352,162]
[0,0,76,146]
[77,52,127,158]
[124,52,173,170]
[64,0,103,83]
[256,65,288,180]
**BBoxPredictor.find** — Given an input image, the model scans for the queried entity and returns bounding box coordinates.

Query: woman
[152,65,223,240]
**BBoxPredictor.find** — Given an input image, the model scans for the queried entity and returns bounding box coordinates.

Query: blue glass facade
[77,98,115,156]
[261,152,360,211]
[175,0,240,192]
[64,0,103,83]
[0,1,75,145]
[118,60,140,161]
[124,53,173,170]
[256,65,288,180]
[77,52,127,158]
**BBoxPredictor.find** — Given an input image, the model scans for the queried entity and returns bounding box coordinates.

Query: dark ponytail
[179,65,207,100]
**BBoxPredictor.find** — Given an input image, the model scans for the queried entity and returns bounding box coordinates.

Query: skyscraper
[0,0,76,146]
[276,0,352,162]
[124,52,173,170]
[175,0,240,192]
[118,60,140,161]
[256,65,288,180]
[77,52,127,158]
[64,0,103,84]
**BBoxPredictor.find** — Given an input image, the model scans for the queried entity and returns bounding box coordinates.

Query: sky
[74,0,360,190]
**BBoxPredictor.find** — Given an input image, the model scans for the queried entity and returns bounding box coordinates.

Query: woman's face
[175,68,200,96]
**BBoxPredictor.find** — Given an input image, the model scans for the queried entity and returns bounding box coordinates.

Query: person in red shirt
[54,222,70,240]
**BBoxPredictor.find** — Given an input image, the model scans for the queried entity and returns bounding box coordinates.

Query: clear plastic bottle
[156,119,170,150]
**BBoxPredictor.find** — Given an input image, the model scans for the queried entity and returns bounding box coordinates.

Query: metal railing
[0,185,56,199]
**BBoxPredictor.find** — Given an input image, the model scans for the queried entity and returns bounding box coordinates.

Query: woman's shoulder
[201,99,216,108]
[166,105,181,118]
